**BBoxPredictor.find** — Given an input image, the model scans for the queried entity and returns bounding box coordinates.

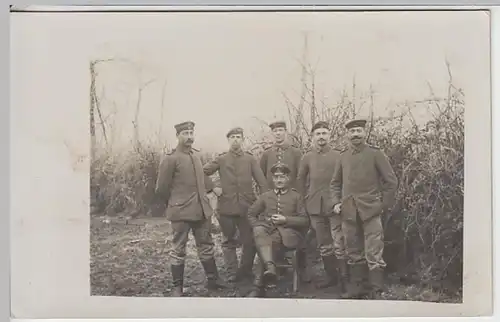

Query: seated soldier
[246,161,310,297]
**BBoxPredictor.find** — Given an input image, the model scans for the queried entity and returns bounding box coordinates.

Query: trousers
[309,215,345,259]
[342,211,386,270]
[169,218,215,265]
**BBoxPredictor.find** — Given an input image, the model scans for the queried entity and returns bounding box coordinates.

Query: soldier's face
[228,134,243,149]
[348,127,366,145]
[272,127,286,143]
[177,130,195,146]
[272,173,289,189]
[312,128,330,147]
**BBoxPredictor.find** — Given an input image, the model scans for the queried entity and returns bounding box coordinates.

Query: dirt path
[90,216,460,302]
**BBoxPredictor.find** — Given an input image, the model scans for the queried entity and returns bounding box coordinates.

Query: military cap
[311,121,330,133]
[226,126,244,138]
[270,162,291,175]
[174,121,195,134]
[269,120,287,130]
[345,119,367,129]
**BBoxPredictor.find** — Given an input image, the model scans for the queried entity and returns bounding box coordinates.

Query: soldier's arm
[155,154,176,205]
[374,149,399,210]
[250,156,269,194]
[296,154,309,197]
[202,155,220,193]
[203,155,220,176]
[329,158,343,206]
[284,194,310,228]
[247,196,266,228]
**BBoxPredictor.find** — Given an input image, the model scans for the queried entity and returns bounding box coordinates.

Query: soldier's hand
[271,214,287,225]
[212,187,223,197]
[333,203,342,214]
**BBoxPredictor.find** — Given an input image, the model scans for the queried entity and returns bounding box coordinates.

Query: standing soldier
[260,121,302,190]
[297,121,347,291]
[155,121,228,297]
[246,162,310,297]
[259,120,310,281]
[330,119,398,299]
[203,127,268,283]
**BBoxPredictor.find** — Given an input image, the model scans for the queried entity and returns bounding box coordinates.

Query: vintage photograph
[87,10,486,303]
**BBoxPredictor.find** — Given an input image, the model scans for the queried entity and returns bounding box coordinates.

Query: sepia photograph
[9,6,493,319]
[87,9,484,302]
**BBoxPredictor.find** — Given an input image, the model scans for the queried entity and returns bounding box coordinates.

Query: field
[90,215,461,302]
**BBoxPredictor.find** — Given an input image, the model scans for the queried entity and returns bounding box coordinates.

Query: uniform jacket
[155,144,214,222]
[330,143,398,222]
[297,145,341,216]
[260,142,302,190]
[203,149,268,216]
[247,188,309,247]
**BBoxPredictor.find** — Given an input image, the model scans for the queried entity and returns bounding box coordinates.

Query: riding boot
[341,263,369,299]
[368,267,385,299]
[235,245,256,282]
[256,245,277,285]
[247,261,266,297]
[222,246,239,283]
[338,258,349,294]
[201,258,230,290]
[315,254,340,289]
[170,264,184,297]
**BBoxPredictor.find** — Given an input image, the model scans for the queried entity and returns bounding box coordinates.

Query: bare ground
[90,216,461,302]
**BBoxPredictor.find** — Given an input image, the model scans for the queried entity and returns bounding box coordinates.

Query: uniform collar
[274,141,290,150]
[350,142,367,154]
[229,146,244,156]
[177,143,193,154]
[274,188,288,195]
[315,144,331,154]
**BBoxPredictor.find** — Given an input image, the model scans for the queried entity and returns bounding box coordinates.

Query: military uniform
[246,162,310,297]
[330,119,398,298]
[259,121,309,281]
[297,142,347,289]
[203,127,269,282]
[155,121,226,296]
[260,142,302,190]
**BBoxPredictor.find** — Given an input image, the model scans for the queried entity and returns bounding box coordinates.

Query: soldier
[260,121,302,190]
[297,121,347,291]
[259,120,310,282]
[203,127,269,283]
[246,162,310,297]
[330,119,398,299]
[155,121,228,297]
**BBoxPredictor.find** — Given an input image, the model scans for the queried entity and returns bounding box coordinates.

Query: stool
[274,248,300,293]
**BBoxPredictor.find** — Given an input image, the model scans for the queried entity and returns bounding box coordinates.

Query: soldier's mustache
[351,136,362,140]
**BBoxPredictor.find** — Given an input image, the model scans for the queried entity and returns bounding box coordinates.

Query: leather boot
[297,249,312,283]
[368,267,385,299]
[201,258,230,290]
[235,245,256,282]
[222,247,239,283]
[316,254,339,289]
[338,258,349,294]
[256,245,277,285]
[247,261,266,297]
[170,264,184,297]
[341,263,369,299]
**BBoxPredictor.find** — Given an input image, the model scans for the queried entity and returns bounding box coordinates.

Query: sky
[11,10,490,153]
